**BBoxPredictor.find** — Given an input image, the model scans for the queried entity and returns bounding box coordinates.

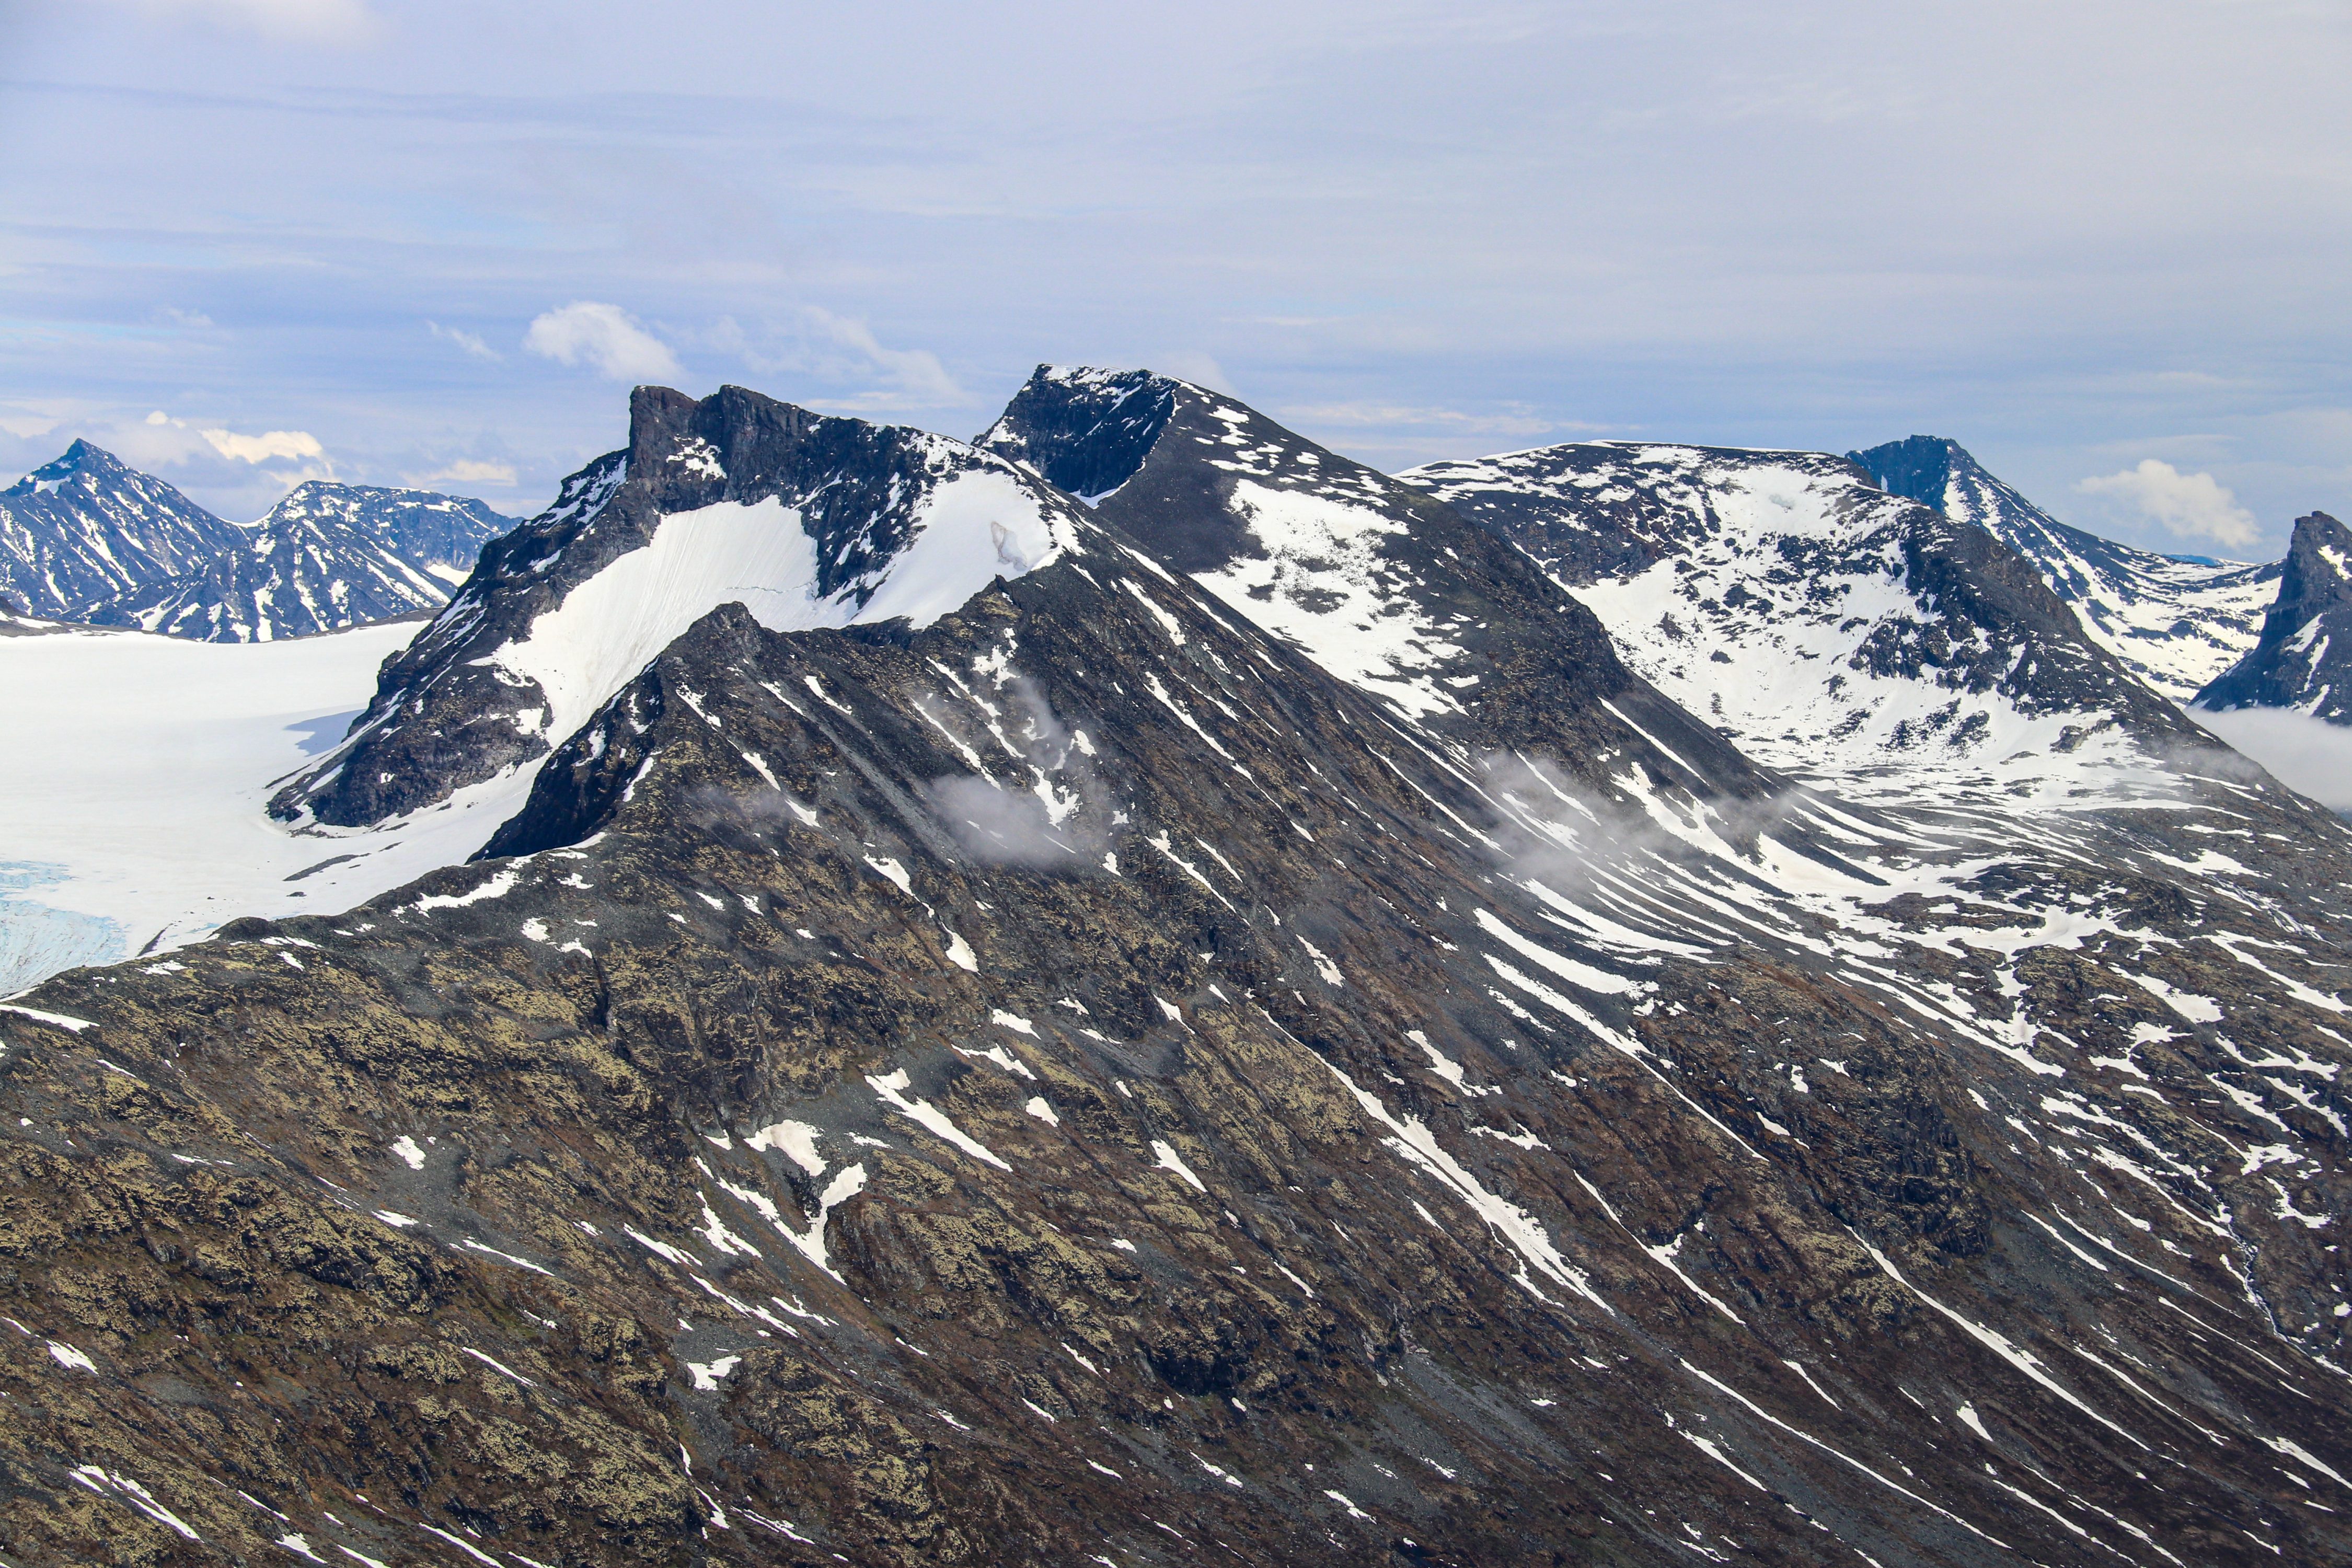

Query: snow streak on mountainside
[1402,439,2191,812]
[1851,435,2279,705]
[0,443,513,640]
[2198,510,2352,724]
[0,441,246,618]
[275,384,1091,831]
[2,376,2350,1568]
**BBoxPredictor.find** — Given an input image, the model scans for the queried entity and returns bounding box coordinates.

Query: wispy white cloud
[523,302,682,383]
[197,424,327,465]
[2078,459,2259,549]
[802,308,963,405]
[1155,352,1236,396]
[428,321,501,362]
[407,458,516,488]
[0,412,64,442]
[710,308,966,410]
[1279,401,1564,437]
[135,409,329,467]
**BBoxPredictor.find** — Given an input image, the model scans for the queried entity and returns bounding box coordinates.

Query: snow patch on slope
[1192,481,1464,719]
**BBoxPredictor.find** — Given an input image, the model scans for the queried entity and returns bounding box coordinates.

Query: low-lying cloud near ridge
[2186,706,2352,811]
[919,679,1112,868]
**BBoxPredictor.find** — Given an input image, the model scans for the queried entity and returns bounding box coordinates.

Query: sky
[1,0,2346,556]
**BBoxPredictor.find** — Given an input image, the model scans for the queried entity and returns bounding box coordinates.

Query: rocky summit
[2196,511,2352,724]
[2,372,2349,1568]
[1848,436,2281,709]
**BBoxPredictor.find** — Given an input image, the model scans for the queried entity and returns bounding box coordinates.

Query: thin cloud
[2189,706,2352,811]
[1156,351,1236,396]
[408,458,516,488]
[428,321,502,362]
[136,408,331,468]
[523,302,682,383]
[199,425,327,465]
[0,412,63,441]
[2077,459,2259,549]
[1281,401,1566,437]
[804,307,964,405]
[711,308,967,410]
[115,0,381,43]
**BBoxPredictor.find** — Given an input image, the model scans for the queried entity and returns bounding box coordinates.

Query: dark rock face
[1851,435,2280,705]
[2196,511,2352,723]
[3,382,2350,1568]
[0,442,514,641]
[0,440,246,617]
[980,365,1178,503]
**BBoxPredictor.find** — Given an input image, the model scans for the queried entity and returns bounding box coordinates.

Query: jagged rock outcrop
[272,384,1091,830]
[1850,435,2280,704]
[983,367,1780,819]
[2196,511,2352,723]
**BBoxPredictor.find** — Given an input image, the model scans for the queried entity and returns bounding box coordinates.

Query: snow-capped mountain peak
[0,440,513,641]
[258,479,509,586]
[9,437,135,495]
[0,440,245,617]
[981,366,1800,873]
[1849,434,2279,704]
[1402,438,2192,810]
[94,479,514,642]
[274,383,1092,829]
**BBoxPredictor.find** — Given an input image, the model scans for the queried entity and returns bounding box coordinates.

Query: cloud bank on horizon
[2,0,2347,546]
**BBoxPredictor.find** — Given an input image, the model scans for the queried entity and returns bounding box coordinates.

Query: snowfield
[0,617,531,993]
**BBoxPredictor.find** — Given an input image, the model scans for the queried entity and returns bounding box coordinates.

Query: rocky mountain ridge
[0,440,246,618]
[1398,436,2192,814]
[0,443,511,640]
[0,374,2347,1567]
[270,384,1096,831]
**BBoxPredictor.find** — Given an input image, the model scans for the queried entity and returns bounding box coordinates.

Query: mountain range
[0,373,2347,1567]
[0,440,513,640]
